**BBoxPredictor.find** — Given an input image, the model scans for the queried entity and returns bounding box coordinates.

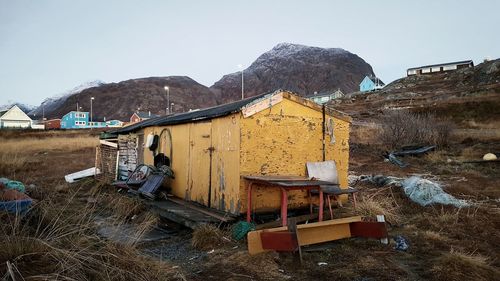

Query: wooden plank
[297,216,361,229]
[260,232,297,251]
[167,197,235,222]
[248,216,362,255]
[242,92,283,118]
[100,139,118,148]
[350,222,387,239]
[243,175,309,181]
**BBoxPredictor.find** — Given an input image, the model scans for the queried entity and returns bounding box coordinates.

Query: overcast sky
[1,0,499,106]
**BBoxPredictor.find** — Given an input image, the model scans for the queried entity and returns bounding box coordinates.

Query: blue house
[61,111,107,129]
[61,111,89,129]
[359,75,385,92]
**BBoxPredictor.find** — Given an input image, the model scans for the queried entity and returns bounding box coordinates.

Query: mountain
[30,80,105,118]
[210,43,375,103]
[38,76,216,121]
[0,103,36,113]
[32,43,376,120]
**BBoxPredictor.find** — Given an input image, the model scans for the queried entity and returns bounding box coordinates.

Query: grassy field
[0,130,182,280]
[0,127,499,280]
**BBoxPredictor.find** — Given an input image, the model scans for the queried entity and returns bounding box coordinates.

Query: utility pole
[238,64,244,99]
[90,97,95,128]
[164,86,170,115]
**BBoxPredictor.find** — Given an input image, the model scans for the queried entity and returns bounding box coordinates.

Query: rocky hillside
[332,59,500,124]
[38,76,217,121]
[210,43,375,103]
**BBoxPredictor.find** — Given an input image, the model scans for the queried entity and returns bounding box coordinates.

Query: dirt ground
[1,126,499,280]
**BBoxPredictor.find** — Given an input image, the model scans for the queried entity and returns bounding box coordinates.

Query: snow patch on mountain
[29,80,105,116]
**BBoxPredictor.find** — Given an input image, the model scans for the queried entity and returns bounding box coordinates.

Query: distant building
[306,89,344,104]
[130,111,158,123]
[359,75,385,92]
[0,105,33,129]
[105,120,124,128]
[61,111,89,129]
[407,60,473,76]
[61,111,107,129]
[44,119,61,129]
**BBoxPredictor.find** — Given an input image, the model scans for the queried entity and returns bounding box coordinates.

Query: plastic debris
[317,262,328,266]
[394,235,410,251]
[232,221,256,240]
[360,175,402,187]
[401,176,470,207]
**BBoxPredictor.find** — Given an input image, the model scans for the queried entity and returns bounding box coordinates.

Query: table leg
[281,188,288,226]
[308,190,313,214]
[327,195,333,219]
[246,182,253,222]
[318,189,324,222]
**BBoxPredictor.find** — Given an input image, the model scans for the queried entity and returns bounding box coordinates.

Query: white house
[0,105,34,129]
[407,60,474,76]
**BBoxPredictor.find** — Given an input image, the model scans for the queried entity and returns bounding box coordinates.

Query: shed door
[187,121,213,206]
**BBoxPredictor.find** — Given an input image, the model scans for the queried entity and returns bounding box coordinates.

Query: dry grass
[356,196,402,225]
[420,230,449,242]
[0,185,177,280]
[431,249,498,281]
[191,224,229,251]
[0,135,98,154]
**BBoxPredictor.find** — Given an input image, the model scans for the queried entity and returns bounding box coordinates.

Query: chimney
[104,116,106,122]
[148,111,151,117]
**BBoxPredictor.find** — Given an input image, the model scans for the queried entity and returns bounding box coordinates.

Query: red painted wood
[349,222,388,239]
[260,232,298,251]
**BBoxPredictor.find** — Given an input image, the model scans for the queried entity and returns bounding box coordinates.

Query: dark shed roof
[113,92,270,134]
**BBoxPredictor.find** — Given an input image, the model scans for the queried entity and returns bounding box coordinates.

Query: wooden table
[243,175,334,226]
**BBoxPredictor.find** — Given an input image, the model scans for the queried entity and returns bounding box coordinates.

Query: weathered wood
[144,199,231,229]
[242,92,283,118]
[248,216,362,255]
[100,139,118,148]
[167,197,235,222]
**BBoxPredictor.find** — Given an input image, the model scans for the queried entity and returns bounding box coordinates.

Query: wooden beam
[167,197,234,222]
[100,139,118,148]
[242,92,283,118]
[248,216,362,255]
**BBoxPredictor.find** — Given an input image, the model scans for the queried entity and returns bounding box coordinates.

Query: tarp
[0,199,32,214]
[359,175,470,208]
[401,176,470,208]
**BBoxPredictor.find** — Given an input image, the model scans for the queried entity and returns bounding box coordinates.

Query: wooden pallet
[144,198,236,229]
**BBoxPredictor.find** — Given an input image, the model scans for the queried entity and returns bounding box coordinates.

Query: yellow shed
[113,90,351,215]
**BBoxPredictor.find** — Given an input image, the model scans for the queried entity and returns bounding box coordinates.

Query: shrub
[379,109,453,149]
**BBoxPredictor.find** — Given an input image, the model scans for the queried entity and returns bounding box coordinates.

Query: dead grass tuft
[431,249,498,281]
[191,224,228,251]
[420,230,449,242]
[356,196,402,225]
